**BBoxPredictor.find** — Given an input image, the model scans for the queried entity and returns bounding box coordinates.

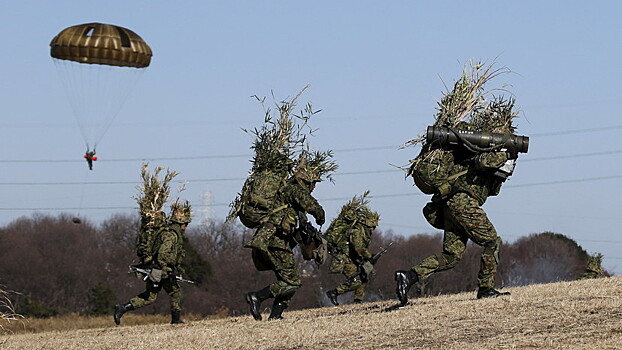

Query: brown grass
[1,277,621,349]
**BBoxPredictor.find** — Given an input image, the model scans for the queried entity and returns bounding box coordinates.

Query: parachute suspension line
[53,59,91,149]
[52,59,146,151]
[92,65,146,149]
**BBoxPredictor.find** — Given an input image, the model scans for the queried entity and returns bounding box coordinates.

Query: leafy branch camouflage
[246,83,316,175]
[133,163,178,228]
[170,199,192,224]
[471,95,519,133]
[295,149,338,183]
[228,84,336,223]
[327,191,379,254]
[402,60,520,180]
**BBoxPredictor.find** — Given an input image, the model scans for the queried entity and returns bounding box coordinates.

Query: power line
[0,149,619,186]
[1,173,620,211]
[1,124,621,164]
[530,125,622,137]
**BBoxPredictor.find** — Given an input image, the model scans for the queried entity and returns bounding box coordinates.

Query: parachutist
[84,150,97,170]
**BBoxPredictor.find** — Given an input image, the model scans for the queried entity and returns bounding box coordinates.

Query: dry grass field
[1,276,621,349]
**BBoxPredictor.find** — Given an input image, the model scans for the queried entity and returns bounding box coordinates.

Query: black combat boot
[268,300,288,320]
[171,309,184,324]
[245,286,272,321]
[326,289,339,306]
[113,302,134,325]
[395,270,419,306]
[477,287,511,299]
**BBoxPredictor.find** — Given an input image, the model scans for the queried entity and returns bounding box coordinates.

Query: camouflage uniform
[411,151,509,290]
[114,221,188,325]
[129,222,186,311]
[579,253,606,279]
[246,177,325,320]
[249,178,324,303]
[329,222,374,302]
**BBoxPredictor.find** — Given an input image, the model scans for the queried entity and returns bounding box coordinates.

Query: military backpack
[408,143,467,197]
[135,224,164,264]
[326,215,354,255]
[237,170,286,229]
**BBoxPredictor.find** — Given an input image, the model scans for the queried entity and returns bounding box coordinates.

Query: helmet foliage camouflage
[170,199,192,224]
[326,191,379,253]
[294,150,338,183]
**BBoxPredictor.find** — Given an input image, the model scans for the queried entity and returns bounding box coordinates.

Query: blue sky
[1,2,621,274]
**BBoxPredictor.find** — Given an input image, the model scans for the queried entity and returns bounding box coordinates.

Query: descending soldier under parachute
[83,149,97,170]
[50,23,152,170]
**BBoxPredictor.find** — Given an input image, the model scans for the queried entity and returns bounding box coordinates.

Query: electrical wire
[1,124,621,164]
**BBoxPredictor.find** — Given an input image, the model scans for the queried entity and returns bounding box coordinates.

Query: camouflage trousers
[413,192,501,289]
[129,278,182,312]
[265,247,302,305]
[334,260,367,301]
[248,223,302,305]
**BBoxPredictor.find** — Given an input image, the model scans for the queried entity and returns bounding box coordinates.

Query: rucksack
[408,143,467,197]
[325,215,353,255]
[237,170,286,229]
[136,224,165,264]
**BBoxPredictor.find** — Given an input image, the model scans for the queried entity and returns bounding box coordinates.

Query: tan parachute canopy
[50,23,152,68]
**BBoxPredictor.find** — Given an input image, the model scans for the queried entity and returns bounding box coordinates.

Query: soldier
[579,253,607,279]
[114,201,192,325]
[83,150,97,170]
[325,195,379,305]
[395,125,517,305]
[245,161,325,321]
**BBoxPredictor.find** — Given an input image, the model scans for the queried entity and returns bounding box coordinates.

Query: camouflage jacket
[276,178,325,234]
[347,223,373,261]
[153,222,186,277]
[453,151,509,205]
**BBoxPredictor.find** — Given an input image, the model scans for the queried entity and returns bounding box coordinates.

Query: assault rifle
[129,265,196,285]
[353,242,394,283]
[296,220,327,263]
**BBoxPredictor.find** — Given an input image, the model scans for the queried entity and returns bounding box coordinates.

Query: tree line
[0,213,606,318]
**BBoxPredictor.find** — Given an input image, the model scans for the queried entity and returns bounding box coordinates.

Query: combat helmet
[362,209,380,228]
[294,158,322,183]
[170,199,192,224]
[293,150,338,184]
[339,191,378,227]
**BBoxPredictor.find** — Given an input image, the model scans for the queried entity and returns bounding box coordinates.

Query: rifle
[129,265,196,285]
[353,242,393,283]
[296,220,327,263]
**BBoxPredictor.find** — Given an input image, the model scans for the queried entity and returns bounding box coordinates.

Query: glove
[505,146,518,160]
[361,261,374,277]
[148,268,163,283]
[315,209,326,226]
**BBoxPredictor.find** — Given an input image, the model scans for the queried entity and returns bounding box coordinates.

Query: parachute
[50,23,152,163]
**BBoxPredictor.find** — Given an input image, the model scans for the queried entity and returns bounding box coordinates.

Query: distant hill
[2,276,621,349]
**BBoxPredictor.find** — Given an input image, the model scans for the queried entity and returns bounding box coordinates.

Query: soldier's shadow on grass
[382,303,406,312]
